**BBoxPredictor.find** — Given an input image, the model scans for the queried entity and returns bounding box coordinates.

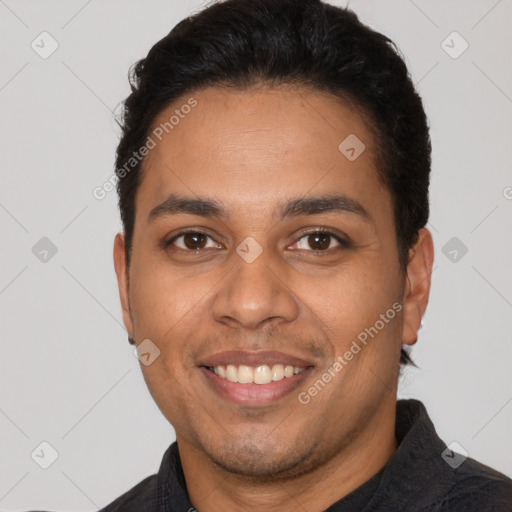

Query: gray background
[0,0,511,509]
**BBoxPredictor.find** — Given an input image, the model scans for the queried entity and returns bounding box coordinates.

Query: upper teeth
[212,364,305,384]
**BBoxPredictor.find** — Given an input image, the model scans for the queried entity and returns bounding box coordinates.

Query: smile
[208,364,305,384]
[198,350,315,405]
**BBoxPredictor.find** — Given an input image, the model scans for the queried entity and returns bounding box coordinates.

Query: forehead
[136,86,390,223]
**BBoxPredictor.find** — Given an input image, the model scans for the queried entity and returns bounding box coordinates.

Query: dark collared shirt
[99,399,512,511]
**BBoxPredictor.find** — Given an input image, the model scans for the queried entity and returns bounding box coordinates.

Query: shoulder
[433,458,512,512]
[376,400,512,512]
[98,474,159,511]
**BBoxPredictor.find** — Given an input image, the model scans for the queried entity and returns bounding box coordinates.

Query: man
[105,0,512,510]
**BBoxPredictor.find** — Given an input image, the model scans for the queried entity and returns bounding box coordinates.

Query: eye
[166,231,222,251]
[291,230,349,252]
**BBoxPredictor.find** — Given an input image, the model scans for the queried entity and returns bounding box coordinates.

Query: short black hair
[115,0,431,366]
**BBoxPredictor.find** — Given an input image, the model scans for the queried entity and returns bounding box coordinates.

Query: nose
[211,249,299,330]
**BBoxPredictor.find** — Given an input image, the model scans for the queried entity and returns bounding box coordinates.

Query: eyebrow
[147,193,371,223]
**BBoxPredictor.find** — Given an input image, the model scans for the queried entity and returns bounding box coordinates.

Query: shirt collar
[358,399,455,511]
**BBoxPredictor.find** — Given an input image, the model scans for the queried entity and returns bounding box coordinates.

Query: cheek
[301,265,397,345]
[129,254,208,337]
[139,360,197,434]
[307,270,402,405]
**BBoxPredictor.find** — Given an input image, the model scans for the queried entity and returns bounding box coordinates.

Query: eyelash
[165,228,350,255]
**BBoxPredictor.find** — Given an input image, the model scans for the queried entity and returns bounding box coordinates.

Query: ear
[401,228,434,346]
[113,232,135,340]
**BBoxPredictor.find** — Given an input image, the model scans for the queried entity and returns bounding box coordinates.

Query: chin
[200,433,320,480]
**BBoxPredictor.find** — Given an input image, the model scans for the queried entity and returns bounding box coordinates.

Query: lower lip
[200,367,313,406]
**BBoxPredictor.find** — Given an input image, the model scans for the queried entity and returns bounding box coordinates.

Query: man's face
[115,86,412,477]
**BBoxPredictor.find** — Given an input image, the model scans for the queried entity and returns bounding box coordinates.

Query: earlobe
[113,232,135,339]
[401,228,434,346]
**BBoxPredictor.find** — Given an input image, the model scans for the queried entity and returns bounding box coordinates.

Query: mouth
[198,351,315,405]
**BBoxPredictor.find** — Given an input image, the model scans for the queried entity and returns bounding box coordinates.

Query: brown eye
[291,230,349,253]
[183,233,207,249]
[167,231,221,251]
[308,233,331,250]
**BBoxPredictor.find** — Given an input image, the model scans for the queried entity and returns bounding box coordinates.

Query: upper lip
[198,350,315,368]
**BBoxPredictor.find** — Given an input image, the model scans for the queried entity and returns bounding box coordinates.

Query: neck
[178,402,398,512]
